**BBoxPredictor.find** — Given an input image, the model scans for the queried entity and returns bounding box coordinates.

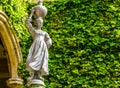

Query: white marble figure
[26,16,52,81]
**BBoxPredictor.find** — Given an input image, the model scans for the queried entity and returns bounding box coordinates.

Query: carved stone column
[0,11,23,88]
[7,78,23,88]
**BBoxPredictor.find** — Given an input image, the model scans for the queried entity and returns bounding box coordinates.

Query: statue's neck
[36,27,41,30]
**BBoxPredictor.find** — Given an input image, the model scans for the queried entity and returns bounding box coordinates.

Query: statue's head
[35,17,43,28]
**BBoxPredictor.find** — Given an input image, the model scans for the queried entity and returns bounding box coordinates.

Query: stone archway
[0,11,23,88]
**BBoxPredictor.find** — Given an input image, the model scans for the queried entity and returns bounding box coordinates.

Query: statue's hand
[46,40,52,48]
[25,18,33,29]
[26,18,31,23]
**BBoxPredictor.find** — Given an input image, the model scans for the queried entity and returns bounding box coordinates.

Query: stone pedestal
[28,79,45,88]
[7,78,23,88]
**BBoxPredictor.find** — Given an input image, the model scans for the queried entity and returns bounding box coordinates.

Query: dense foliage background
[1,0,120,87]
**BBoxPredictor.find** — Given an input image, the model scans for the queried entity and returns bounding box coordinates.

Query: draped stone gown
[26,27,52,76]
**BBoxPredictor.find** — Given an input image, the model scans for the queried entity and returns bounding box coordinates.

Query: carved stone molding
[7,78,23,88]
[0,11,23,88]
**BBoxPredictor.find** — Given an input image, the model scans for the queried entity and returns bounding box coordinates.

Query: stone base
[7,78,23,88]
[30,84,45,88]
[28,79,45,88]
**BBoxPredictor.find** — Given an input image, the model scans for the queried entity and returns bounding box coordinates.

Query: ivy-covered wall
[1,0,120,87]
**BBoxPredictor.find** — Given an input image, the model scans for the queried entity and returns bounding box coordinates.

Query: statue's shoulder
[41,30,47,34]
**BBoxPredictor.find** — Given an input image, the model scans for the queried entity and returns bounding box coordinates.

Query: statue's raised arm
[25,18,35,38]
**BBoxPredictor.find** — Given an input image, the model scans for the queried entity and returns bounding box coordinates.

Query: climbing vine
[1,0,120,87]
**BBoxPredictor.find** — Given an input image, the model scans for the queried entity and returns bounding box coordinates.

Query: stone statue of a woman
[25,16,52,82]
